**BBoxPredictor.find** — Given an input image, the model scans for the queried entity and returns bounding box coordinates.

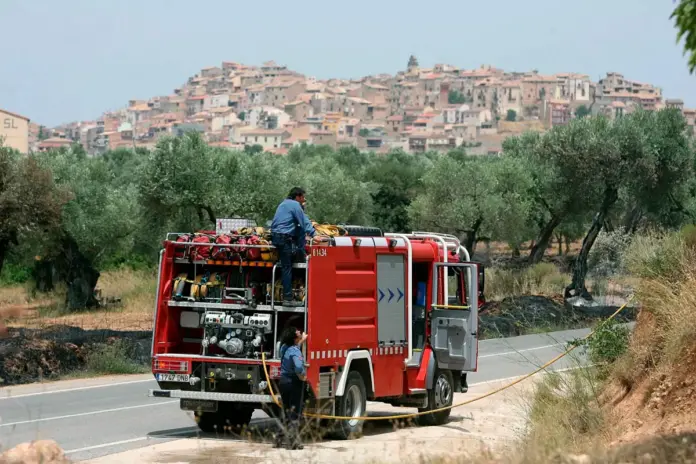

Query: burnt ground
[479,295,637,339]
[0,326,151,386]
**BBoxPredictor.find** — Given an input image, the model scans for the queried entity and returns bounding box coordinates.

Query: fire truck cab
[148,223,483,439]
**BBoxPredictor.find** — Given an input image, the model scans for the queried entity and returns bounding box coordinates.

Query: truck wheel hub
[434,375,452,408]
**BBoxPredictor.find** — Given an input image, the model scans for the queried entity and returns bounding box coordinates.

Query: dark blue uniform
[275,343,306,448]
[270,199,315,303]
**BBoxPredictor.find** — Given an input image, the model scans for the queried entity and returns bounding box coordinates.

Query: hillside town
[3,56,695,156]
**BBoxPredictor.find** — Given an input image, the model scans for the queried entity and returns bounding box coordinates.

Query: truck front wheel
[417,368,453,426]
[330,371,367,440]
[194,402,254,434]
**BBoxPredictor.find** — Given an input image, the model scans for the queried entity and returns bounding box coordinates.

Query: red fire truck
[148,222,483,439]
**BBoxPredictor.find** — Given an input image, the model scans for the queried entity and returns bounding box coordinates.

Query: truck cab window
[412,262,429,351]
[447,268,469,308]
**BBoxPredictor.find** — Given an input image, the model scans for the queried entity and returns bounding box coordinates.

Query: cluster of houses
[37,56,695,156]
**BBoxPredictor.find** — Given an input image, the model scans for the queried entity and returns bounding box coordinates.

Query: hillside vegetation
[472,228,696,463]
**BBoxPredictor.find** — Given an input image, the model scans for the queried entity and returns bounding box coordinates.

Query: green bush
[587,319,630,367]
[0,263,33,285]
[84,340,147,375]
[679,223,696,249]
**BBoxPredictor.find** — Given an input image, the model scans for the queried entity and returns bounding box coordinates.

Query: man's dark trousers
[271,232,296,302]
[278,376,305,447]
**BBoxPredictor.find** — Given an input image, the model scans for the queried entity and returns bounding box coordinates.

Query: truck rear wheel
[330,371,367,440]
[417,368,453,426]
[194,402,254,434]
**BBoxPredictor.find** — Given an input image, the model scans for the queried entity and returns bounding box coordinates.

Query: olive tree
[365,150,430,233]
[294,156,375,225]
[218,151,292,224]
[408,154,523,253]
[0,146,65,275]
[139,132,223,229]
[566,109,695,298]
[38,148,140,309]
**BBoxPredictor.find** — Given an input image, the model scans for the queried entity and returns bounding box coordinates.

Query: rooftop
[0,108,30,121]
[243,129,288,136]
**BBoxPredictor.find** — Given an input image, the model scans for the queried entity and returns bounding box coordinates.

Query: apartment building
[0,108,30,153]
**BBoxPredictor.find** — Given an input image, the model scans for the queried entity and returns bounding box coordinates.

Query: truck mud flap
[180,398,218,412]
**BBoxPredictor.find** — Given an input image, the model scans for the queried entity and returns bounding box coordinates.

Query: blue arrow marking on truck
[388,288,394,302]
[397,288,404,302]
[379,288,385,302]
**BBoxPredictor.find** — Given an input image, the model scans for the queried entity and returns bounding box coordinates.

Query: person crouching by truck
[273,326,308,450]
[270,187,316,307]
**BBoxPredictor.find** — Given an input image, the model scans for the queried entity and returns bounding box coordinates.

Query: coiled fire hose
[261,295,634,421]
[311,223,347,237]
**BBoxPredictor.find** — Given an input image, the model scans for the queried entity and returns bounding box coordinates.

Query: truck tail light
[154,359,189,373]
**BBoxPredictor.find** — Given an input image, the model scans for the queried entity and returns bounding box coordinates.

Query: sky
[1,0,694,127]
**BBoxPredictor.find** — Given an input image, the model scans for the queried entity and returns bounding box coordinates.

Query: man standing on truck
[271,187,316,307]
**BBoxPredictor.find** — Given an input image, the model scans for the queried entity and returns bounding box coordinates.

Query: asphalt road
[0,327,592,462]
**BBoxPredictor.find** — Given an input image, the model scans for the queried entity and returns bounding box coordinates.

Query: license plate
[180,399,217,412]
[157,373,190,382]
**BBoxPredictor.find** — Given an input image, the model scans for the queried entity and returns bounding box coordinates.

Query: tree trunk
[604,218,615,233]
[60,236,100,310]
[622,206,642,234]
[202,205,216,224]
[556,234,563,256]
[0,231,18,277]
[528,214,563,264]
[33,258,55,293]
[0,239,7,277]
[512,245,521,257]
[565,236,571,255]
[463,218,483,256]
[565,188,619,300]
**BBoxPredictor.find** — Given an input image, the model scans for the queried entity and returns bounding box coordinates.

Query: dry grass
[519,367,608,459]
[613,230,696,387]
[485,262,570,300]
[0,284,33,307]
[3,268,156,332]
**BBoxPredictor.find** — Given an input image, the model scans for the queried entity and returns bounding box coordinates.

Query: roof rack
[410,231,470,261]
[216,217,258,234]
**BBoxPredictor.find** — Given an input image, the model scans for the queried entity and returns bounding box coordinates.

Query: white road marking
[479,343,564,358]
[468,365,594,387]
[0,400,177,427]
[0,378,154,400]
[64,437,149,454]
[63,429,200,455]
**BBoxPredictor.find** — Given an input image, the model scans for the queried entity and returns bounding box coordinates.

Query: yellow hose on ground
[261,295,634,421]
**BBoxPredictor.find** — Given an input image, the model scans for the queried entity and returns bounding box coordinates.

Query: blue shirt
[280,344,306,379]
[271,199,315,238]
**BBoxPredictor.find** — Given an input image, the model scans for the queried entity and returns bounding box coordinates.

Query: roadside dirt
[604,343,696,446]
[83,377,536,464]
